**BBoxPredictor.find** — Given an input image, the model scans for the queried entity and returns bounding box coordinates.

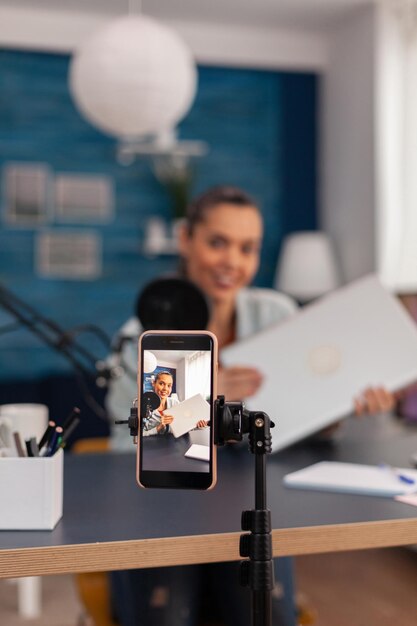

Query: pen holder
[0,449,63,530]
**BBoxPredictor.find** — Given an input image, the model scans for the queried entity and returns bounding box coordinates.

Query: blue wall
[0,50,318,381]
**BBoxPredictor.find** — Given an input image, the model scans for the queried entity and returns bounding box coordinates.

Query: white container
[0,449,63,530]
[0,404,48,442]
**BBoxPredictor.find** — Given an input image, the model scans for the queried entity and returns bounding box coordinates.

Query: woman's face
[179,203,263,304]
[152,374,173,400]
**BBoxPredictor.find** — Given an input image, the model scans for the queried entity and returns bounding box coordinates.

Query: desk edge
[1,517,417,578]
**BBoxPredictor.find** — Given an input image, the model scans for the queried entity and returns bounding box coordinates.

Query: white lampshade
[276,231,340,301]
[69,15,197,139]
[143,350,157,373]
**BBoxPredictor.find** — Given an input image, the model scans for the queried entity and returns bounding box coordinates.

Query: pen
[25,437,40,458]
[58,414,81,450]
[13,432,26,457]
[44,426,63,457]
[379,463,416,485]
[38,420,56,451]
[62,407,81,432]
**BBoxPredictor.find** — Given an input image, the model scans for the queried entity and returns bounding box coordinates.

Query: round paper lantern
[143,350,157,373]
[69,15,197,138]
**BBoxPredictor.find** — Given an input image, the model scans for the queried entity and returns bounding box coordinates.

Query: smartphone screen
[137,330,217,490]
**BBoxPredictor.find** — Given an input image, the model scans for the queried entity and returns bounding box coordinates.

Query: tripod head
[213,396,274,454]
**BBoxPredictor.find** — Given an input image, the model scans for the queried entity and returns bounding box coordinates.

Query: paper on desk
[164,394,210,439]
[222,274,417,452]
[185,444,210,462]
[284,461,417,497]
[395,493,417,506]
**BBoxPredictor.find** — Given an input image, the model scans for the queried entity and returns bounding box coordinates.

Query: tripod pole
[252,453,271,626]
[239,412,274,626]
[212,398,275,626]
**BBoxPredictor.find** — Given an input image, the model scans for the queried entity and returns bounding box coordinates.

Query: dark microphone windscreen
[141,391,161,413]
[136,277,209,331]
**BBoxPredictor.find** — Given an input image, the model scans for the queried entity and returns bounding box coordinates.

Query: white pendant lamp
[143,350,157,373]
[69,15,197,139]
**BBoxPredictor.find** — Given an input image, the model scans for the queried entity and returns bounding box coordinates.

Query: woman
[108,185,393,438]
[143,371,207,435]
[177,187,294,400]
[108,186,300,447]
[108,185,394,626]
[143,371,178,435]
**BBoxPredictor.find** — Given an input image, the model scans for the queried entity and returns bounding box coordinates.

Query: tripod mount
[116,394,275,626]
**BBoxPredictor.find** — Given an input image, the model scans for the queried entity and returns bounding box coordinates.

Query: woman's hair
[185,185,259,235]
[153,371,174,383]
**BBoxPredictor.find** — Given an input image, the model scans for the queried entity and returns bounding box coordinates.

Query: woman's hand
[156,414,174,433]
[196,420,208,429]
[353,387,396,416]
[217,366,263,400]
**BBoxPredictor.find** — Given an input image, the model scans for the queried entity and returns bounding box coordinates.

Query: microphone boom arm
[0,283,111,384]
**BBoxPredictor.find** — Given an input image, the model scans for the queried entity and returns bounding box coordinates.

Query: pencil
[13,431,26,457]
[62,407,81,432]
[58,416,81,449]
[38,421,56,450]
[25,437,40,457]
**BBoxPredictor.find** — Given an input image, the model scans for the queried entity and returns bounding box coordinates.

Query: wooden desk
[1,414,417,579]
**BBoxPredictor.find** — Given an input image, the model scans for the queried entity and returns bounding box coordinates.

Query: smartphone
[137,330,217,490]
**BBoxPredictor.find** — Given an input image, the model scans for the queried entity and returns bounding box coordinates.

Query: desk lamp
[276,231,341,304]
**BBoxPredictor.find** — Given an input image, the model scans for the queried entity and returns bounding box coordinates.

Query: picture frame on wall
[35,230,102,280]
[2,162,52,226]
[54,173,114,223]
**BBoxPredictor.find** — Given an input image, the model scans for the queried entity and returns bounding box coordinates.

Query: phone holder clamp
[114,400,139,439]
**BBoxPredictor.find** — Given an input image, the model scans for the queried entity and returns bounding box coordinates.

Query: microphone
[95,355,126,388]
[136,276,209,331]
[142,391,160,414]
[102,277,209,385]
[97,326,140,386]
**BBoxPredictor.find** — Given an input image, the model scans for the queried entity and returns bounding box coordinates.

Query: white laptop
[222,274,417,452]
[164,393,210,439]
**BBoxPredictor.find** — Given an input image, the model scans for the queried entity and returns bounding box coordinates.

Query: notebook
[189,427,210,446]
[284,461,417,497]
[164,393,210,439]
[222,274,417,452]
[184,444,210,462]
